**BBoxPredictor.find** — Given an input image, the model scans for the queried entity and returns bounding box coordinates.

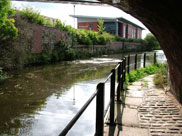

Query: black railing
[59,52,158,136]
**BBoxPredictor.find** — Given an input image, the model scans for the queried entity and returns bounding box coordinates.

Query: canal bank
[0,51,165,136]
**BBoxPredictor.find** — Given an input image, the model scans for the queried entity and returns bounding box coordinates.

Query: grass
[124,63,167,87]
[153,63,167,88]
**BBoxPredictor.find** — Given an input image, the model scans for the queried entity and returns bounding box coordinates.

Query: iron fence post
[121,61,124,92]
[135,54,138,70]
[143,53,146,68]
[117,62,122,102]
[123,57,126,82]
[127,55,130,73]
[95,83,105,136]
[154,52,157,64]
[110,69,115,125]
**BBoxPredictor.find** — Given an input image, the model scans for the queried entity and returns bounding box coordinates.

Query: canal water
[0,51,166,136]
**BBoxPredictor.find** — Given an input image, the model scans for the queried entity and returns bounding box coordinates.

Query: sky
[12,1,150,39]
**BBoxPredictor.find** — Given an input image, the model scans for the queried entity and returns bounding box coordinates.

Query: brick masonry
[73,41,142,52]
[138,75,182,136]
[13,15,72,54]
[78,22,98,31]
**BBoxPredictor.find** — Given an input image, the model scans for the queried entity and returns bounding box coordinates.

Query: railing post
[154,52,157,64]
[95,83,105,136]
[110,69,115,125]
[117,62,122,102]
[123,57,126,82]
[127,55,130,73]
[121,61,124,92]
[143,53,146,68]
[135,54,138,70]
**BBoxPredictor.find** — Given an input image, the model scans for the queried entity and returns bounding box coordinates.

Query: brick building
[71,15,144,39]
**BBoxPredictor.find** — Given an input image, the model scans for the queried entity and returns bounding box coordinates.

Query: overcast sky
[12,1,150,38]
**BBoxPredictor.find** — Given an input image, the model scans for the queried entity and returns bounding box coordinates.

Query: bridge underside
[12,0,182,103]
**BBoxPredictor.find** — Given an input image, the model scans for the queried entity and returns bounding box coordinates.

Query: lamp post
[72,5,76,46]
[74,5,75,28]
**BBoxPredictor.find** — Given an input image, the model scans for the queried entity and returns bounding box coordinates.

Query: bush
[0,67,8,82]
[114,36,144,43]
[19,7,53,26]
[153,63,167,88]
[0,0,18,46]
[144,33,160,50]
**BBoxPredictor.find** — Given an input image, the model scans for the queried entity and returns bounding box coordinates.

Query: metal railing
[59,52,157,136]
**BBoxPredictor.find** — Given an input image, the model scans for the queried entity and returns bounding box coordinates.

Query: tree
[0,0,18,46]
[144,33,160,50]
[97,18,105,34]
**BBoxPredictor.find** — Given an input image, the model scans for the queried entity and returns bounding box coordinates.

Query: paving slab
[126,90,143,98]
[125,97,143,106]
[116,106,139,127]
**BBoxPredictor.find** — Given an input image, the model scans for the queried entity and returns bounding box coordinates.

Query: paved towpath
[104,75,182,136]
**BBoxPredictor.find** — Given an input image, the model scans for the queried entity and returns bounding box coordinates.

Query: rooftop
[70,15,145,30]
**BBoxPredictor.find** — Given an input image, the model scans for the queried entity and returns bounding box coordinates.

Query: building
[70,15,144,39]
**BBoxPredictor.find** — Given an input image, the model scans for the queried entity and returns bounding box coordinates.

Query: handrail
[104,73,112,83]
[59,89,98,136]
[58,52,157,136]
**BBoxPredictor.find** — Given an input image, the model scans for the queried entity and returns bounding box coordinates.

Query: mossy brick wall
[14,16,72,54]
[0,16,72,69]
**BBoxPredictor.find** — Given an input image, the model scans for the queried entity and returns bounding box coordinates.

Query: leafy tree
[144,33,160,50]
[97,18,105,34]
[0,0,18,46]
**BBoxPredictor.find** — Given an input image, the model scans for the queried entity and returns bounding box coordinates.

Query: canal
[0,51,166,136]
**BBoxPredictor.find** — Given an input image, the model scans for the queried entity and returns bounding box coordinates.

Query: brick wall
[1,16,72,69]
[73,41,142,52]
[119,23,123,37]
[78,22,98,31]
[14,16,72,54]
[136,29,142,39]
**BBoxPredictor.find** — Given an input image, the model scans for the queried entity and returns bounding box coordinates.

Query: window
[133,29,136,38]
[137,30,140,39]
[123,25,126,38]
[104,22,116,35]
[90,24,94,30]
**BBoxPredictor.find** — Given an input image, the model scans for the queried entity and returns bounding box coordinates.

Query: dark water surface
[0,51,166,136]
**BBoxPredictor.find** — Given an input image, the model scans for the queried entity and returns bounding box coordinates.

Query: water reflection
[0,51,166,136]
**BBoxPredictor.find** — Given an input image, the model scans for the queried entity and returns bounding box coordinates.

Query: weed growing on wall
[19,7,54,26]
[0,67,8,82]
[153,63,167,88]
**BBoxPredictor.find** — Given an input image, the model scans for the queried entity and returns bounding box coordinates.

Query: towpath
[104,75,182,136]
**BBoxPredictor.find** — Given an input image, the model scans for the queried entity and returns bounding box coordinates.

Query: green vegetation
[97,18,105,34]
[153,63,167,88]
[26,40,110,65]
[26,41,75,64]
[114,35,144,43]
[18,7,147,47]
[18,7,161,51]
[0,67,8,82]
[125,64,166,85]
[19,7,54,26]
[0,0,18,46]
[144,33,160,50]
